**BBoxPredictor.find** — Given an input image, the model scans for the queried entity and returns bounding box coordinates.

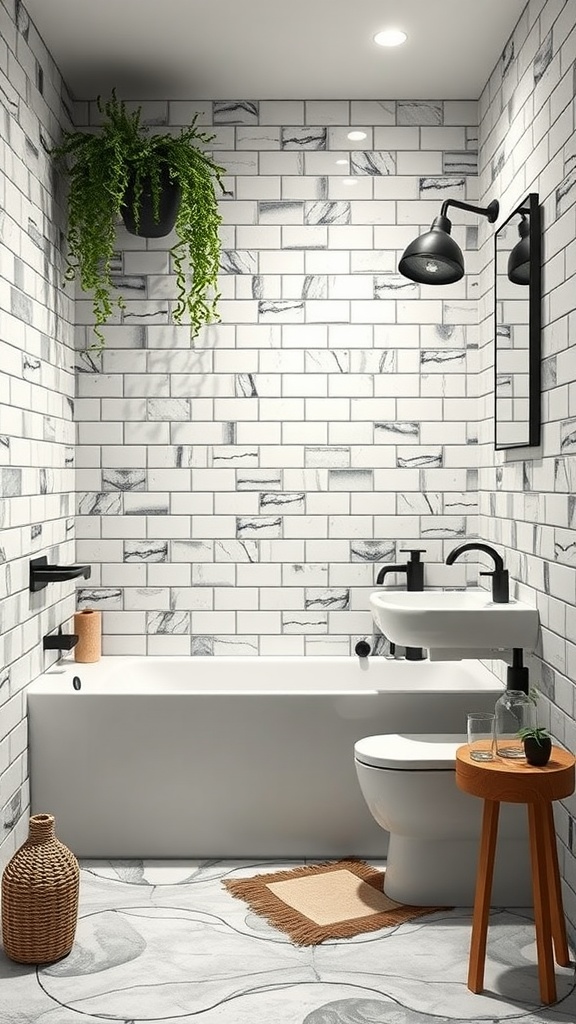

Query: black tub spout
[30,556,92,593]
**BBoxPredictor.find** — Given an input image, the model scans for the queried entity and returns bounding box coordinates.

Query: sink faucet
[376,549,426,591]
[445,542,509,603]
[376,549,426,661]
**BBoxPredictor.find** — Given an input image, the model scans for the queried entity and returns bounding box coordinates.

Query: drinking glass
[467,712,496,761]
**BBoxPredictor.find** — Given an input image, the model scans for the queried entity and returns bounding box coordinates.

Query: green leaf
[51,92,224,349]
[517,726,550,744]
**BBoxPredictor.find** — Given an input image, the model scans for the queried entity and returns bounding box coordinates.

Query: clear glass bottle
[495,688,536,757]
[495,650,535,759]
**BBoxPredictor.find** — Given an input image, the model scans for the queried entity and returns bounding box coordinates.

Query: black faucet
[445,542,509,603]
[43,626,79,652]
[376,549,426,591]
[376,549,426,661]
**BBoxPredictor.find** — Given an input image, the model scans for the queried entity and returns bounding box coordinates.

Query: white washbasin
[370,588,539,651]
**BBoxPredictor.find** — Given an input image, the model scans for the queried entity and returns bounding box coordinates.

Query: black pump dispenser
[506,648,529,693]
[496,647,534,757]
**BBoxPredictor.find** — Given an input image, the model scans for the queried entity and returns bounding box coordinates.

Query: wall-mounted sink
[370,588,539,652]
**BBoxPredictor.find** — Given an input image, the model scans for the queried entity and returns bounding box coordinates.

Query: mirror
[494,192,541,449]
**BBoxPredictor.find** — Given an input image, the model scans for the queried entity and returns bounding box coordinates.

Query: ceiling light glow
[374,28,407,48]
[347,130,367,141]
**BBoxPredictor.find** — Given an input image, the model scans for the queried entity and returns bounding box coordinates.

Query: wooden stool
[456,744,575,1005]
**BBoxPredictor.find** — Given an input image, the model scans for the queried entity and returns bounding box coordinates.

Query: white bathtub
[27,656,503,858]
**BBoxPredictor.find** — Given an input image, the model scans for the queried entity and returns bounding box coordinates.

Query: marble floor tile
[0,859,574,1023]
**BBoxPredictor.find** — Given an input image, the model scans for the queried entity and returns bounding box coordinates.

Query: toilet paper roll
[74,609,101,663]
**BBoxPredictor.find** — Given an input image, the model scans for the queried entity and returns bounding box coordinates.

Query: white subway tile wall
[0,0,75,869]
[73,98,482,657]
[478,0,576,935]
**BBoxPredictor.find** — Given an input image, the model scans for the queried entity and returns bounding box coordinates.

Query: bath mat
[222,859,448,945]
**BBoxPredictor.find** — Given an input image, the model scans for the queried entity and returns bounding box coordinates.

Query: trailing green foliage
[52,92,225,350]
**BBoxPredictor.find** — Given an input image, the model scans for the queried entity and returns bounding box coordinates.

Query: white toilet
[354,733,532,906]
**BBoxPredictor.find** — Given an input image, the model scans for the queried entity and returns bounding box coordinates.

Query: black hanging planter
[523,735,552,767]
[121,163,181,238]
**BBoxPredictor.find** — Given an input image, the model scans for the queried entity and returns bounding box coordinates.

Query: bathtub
[27,656,503,858]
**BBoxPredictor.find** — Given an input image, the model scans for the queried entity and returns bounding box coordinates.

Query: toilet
[354,733,532,906]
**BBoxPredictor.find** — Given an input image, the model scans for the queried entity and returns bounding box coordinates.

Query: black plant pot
[523,736,552,767]
[121,164,181,238]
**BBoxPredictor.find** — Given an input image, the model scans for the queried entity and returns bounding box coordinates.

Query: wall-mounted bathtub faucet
[376,549,426,661]
[43,626,79,652]
[30,556,91,593]
[445,542,509,604]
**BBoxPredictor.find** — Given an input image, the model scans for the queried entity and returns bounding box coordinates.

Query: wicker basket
[1,813,80,963]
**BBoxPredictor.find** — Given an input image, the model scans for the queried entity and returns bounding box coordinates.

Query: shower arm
[439,198,500,224]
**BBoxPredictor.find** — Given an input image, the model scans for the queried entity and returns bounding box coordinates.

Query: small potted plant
[518,726,552,767]
[52,92,225,350]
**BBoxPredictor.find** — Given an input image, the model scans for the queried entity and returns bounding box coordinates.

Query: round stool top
[455,744,575,804]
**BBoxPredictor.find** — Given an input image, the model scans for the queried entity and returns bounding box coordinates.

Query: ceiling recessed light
[374,28,407,47]
[347,130,367,141]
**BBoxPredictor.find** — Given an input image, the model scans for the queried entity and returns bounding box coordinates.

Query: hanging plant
[52,92,226,350]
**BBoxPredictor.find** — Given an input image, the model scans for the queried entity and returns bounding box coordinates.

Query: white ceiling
[26,0,527,101]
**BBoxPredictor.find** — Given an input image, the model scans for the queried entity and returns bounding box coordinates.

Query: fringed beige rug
[223,859,448,945]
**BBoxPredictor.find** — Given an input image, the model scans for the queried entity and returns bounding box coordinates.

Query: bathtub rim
[28,655,505,697]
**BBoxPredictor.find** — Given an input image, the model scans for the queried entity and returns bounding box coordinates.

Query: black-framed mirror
[494,192,541,449]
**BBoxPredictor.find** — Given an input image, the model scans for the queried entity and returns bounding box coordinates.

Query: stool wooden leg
[542,801,571,967]
[468,798,499,994]
[528,802,556,1004]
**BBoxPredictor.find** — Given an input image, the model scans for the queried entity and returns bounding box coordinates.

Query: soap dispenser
[495,649,535,759]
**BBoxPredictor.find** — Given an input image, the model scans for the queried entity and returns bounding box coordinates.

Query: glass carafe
[495,687,535,759]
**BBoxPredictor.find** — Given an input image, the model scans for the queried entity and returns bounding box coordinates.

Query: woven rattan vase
[1,814,80,963]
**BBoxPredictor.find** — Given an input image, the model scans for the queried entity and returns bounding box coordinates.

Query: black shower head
[398,213,464,285]
[507,214,530,285]
[398,198,499,285]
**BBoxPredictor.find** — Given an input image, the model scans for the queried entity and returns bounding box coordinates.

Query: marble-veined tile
[76,588,122,609]
[305,588,349,610]
[397,101,443,126]
[91,858,273,887]
[77,492,122,516]
[4,858,576,1024]
[350,540,396,562]
[282,127,327,150]
[38,906,313,1019]
[313,908,576,1016]
[502,38,515,79]
[305,201,350,225]
[534,32,553,85]
[351,151,396,175]
[213,101,259,125]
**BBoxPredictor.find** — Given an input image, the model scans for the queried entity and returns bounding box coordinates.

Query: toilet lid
[354,733,466,770]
